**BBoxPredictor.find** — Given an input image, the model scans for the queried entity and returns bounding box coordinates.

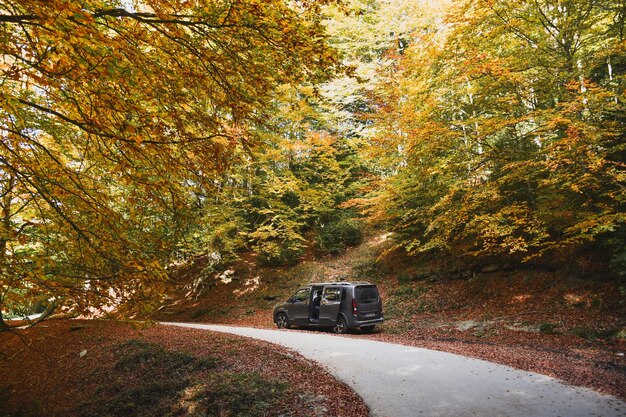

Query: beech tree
[368,0,625,269]
[0,0,341,328]
[188,84,366,269]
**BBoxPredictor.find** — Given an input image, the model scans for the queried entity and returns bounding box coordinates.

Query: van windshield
[355,285,379,303]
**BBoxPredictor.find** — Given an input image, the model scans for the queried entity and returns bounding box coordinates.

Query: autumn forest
[1,0,625,325]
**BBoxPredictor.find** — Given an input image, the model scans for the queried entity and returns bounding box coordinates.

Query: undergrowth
[77,340,286,417]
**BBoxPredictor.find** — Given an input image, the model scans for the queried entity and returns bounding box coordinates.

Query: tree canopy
[365,0,625,267]
[0,0,341,326]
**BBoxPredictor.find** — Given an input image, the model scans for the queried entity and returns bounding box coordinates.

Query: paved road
[161,322,625,417]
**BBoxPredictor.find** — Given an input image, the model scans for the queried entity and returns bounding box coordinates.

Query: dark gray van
[273,281,384,333]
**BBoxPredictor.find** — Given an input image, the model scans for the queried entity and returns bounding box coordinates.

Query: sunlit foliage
[369,0,625,268]
[0,0,341,325]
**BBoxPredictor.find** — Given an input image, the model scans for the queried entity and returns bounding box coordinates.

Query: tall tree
[368,0,626,269]
[189,83,367,269]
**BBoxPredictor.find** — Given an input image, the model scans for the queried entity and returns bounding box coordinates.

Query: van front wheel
[276,313,290,329]
[333,316,348,334]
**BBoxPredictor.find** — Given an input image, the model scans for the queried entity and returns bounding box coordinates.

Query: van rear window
[355,285,379,303]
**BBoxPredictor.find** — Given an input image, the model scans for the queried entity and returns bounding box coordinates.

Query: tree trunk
[0,308,7,331]
[0,175,14,331]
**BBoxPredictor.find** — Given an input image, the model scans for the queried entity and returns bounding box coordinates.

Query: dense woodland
[0,0,624,326]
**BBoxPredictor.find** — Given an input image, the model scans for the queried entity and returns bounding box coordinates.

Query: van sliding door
[319,287,342,325]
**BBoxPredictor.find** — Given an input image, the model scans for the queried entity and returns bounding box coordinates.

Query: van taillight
[352,299,357,315]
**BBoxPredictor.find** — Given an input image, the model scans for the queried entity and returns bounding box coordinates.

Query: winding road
[162,322,625,417]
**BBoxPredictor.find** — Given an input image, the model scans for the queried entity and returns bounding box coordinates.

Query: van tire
[276,313,290,329]
[333,316,348,334]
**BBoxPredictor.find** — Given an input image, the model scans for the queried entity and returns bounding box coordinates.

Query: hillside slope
[155,231,626,399]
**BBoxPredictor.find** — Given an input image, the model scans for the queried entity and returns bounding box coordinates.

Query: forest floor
[0,320,368,417]
[156,231,626,401]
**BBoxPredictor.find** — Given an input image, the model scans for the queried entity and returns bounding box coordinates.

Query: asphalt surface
[161,322,626,417]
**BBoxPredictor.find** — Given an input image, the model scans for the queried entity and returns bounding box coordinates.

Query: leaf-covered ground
[157,232,626,401]
[0,320,368,417]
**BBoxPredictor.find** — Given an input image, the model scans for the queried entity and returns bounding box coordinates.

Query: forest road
[161,322,626,417]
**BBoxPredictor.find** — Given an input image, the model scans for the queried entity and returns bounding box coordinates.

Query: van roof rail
[307,281,373,286]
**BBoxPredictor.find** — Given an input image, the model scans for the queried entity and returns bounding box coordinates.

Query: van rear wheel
[333,316,348,334]
[276,313,290,329]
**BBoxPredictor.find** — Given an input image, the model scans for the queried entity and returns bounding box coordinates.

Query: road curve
[161,322,625,417]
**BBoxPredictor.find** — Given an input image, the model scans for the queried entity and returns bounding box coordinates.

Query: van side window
[292,288,310,302]
[323,287,341,302]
